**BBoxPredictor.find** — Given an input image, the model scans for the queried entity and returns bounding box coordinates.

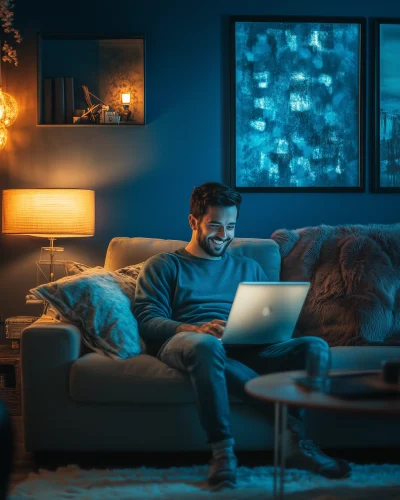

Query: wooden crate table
[0,344,21,416]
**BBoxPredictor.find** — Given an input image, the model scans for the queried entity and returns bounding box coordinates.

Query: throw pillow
[65,260,92,276]
[65,260,145,299]
[30,267,142,360]
[115,262,145,296]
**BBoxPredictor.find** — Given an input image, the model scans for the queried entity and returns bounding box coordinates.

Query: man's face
[191,205,237,258]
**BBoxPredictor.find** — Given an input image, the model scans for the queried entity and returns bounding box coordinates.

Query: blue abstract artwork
[232,19,364,191]
[377,22,400,190]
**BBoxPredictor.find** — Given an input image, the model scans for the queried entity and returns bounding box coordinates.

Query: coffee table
[245,370,400,500]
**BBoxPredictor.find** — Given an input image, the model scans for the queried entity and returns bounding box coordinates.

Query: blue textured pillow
[31,267,141,360]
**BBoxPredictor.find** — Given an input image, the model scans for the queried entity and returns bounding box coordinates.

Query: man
[133,182,350,491]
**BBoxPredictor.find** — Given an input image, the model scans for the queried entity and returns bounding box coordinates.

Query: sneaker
[208,453,237,491]
[286,439,351,479]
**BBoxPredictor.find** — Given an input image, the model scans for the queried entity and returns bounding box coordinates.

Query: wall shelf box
[37,33,145,127]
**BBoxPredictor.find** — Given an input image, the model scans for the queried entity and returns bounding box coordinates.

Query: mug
[306,343,331,390]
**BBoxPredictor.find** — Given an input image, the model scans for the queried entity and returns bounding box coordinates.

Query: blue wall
[0,0,399,318]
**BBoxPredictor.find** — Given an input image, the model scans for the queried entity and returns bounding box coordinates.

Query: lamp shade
[2,189,95,238]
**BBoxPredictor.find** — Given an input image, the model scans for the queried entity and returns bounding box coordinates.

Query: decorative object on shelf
[81,85,111,124]
[121,93,130,104]
[1,189,95,284]
[120,92,131,121]
[5,316,39,349]
[77,86,122,124]
[373,19,400,192]
[230,16,366,192]
[72,108,85,124]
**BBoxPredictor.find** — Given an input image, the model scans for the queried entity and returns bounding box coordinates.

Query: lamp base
[36,244,67,284]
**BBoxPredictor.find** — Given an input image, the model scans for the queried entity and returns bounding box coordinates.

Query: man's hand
[194,320,226,338]
[176,320,226,338]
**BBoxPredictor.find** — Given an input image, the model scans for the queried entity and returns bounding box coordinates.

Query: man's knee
[301,336,329,352]
[290,336,329,367]
[186,334,226,362]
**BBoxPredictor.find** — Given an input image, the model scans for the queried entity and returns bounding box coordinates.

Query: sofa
[21,236,400,453]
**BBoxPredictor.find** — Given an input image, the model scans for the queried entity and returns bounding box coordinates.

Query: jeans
[158,332,329,444]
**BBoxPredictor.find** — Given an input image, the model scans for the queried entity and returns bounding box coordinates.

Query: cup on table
[306,343,331,391]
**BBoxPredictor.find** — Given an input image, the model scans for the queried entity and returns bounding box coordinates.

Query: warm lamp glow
[2,189,95,237]
[0,123,7,149]
[121,93,131,104]
[0,92,18,127]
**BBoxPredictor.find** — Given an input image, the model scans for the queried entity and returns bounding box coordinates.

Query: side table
[245,370,400,500]
[0,344,21,416]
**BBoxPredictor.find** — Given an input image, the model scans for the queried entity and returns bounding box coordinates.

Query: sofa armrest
[21,315,81,369]
[20,315,82,450]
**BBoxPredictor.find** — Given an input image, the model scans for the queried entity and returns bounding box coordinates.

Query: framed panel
[230,16,365,192]
[373,20,400,192]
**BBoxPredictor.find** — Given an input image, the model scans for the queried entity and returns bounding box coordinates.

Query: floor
[9,415,400,493]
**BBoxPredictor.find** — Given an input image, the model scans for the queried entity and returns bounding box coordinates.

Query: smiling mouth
[210,239,226,246]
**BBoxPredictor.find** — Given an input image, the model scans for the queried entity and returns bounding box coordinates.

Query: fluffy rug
[9,463,400,499]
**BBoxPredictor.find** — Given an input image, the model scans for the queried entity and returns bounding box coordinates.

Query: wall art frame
[373,19,400,192]
[230,16,366,192]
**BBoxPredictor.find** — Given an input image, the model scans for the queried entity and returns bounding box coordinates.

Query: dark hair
[190,182,242,220]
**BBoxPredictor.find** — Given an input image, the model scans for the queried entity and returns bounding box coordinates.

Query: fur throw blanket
[271,223,400,346]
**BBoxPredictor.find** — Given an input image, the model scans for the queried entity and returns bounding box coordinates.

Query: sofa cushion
[104,237,281,282]
[69,347,400,405]
[69,352,242,404]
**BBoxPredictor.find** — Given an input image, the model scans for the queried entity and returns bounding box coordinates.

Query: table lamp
[2,189,95,283]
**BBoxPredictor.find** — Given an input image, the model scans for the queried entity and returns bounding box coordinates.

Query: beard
[196,226,232,258]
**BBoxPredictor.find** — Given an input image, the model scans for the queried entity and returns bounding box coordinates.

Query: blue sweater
[133,248,267,356]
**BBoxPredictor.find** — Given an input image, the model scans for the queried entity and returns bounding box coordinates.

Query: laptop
[221,282,310,345]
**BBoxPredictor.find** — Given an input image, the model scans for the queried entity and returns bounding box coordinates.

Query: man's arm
[133,255,181,345]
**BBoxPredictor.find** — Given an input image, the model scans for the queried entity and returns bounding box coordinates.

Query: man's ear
[188,214,198,231]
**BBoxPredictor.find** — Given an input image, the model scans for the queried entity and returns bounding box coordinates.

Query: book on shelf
[53,77,65,124]
[43,78,53,124]
[64,77,74,124]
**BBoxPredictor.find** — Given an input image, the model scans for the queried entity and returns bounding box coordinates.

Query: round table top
[245,370,400,415]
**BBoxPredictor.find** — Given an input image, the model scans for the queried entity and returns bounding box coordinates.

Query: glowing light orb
[0,92,18,127]
[0,123,8,149]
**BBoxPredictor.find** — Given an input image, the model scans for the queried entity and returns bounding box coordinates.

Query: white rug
[9,463,400,500]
